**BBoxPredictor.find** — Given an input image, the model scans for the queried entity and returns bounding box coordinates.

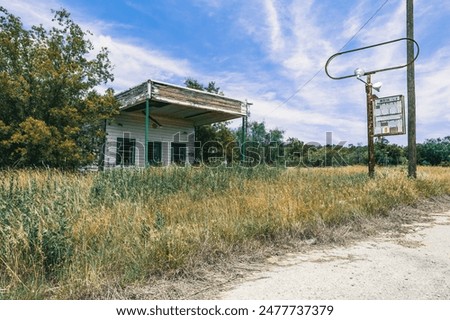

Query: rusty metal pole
[407,0,417,178]
[366,74,375,178]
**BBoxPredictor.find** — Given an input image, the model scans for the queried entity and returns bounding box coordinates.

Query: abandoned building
[101,79,248,168]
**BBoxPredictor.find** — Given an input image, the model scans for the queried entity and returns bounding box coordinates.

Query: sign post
[365,74,375,178]
[325,37,419,178]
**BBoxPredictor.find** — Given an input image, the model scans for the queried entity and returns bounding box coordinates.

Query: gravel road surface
[221,210,450,300]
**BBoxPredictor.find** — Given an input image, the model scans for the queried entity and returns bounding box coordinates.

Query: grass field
[0,165,449,299]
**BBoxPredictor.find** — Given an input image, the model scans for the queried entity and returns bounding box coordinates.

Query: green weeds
[0,166,449,299]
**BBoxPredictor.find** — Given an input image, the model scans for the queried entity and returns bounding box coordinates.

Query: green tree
[184,78,236,165]
[184,78,205,91]
[0,7,119,168]
[418,137,450,166]
[344,143,367,166]
[284,137,305,166]
[239,120,284,165]
[374,137,406,166]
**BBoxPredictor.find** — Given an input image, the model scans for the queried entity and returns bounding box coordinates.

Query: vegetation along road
[1,167,449,299]
[221,207,450,299]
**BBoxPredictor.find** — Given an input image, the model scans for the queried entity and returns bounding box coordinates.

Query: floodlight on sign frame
[354,67,383,92]
[324,38,420,80]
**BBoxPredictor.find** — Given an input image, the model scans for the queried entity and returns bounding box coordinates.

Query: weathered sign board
[374,95,406,136]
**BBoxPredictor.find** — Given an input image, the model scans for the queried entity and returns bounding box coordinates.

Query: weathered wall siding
[105,111,195,168]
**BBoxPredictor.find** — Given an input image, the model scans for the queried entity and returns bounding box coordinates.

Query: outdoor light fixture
[372,81,383,92]
[354,68,382,92]
[354,68,365,78]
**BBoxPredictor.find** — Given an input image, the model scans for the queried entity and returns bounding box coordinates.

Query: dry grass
[0,165,449,299]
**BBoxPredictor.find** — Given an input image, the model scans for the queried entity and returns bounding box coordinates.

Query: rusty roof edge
[151,79,245,103]
[115,79,247,104]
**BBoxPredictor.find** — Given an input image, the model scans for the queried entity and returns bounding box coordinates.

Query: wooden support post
[366,74,375,178]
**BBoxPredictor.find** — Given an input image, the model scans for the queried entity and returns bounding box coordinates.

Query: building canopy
[115,80,247,126]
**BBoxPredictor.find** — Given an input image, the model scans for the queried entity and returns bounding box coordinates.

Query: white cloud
[341,0,367,42]
[93,35,194,91]
[258,0,334,79]
[263,0,285,53]
[0,0,64,29]
[0,0,195,92]
[416,47,450,123]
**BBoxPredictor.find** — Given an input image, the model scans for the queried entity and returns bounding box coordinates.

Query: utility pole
[407,0,417,178]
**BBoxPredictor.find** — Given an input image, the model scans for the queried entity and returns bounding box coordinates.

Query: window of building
[171,142,186,165]
[116,137,136,166]
[148,141,162,165]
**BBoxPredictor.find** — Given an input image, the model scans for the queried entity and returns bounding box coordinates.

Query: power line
[338,0,390,53]
[263,0,390,117]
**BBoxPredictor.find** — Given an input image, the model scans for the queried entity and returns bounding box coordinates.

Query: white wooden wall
[104,111,195,168]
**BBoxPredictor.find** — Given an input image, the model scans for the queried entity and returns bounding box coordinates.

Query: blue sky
[1,0,449,145]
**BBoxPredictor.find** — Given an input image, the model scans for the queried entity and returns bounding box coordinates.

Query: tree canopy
[184,78,236,164]
[418,136,450,166]
[0,7,119,169]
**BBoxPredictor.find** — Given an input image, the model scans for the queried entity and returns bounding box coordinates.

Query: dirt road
[221,210,450,300]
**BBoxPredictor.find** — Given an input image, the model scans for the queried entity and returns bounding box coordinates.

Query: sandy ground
[220,209,450,300]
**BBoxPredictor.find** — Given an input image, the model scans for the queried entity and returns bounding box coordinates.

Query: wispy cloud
[263,0,285,53]
[93,35,194,91]
[416,47,450,123]
[0,0,63,28]
[246,0,333,79]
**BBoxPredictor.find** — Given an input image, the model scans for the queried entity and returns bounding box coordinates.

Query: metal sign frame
[373,95,406,137]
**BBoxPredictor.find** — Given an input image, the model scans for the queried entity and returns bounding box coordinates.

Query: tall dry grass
[0,165,449,299]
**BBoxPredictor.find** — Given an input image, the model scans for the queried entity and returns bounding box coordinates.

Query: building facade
[102,80,247,168]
